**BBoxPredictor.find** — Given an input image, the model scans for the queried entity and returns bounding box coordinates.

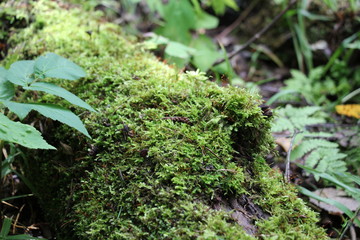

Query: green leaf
[34,53,86,80]
[210,0,226,15]
[299,166,360,199]
[2,102,91,138]
[155,0,195,44]
[191,35,222,71]
[194,11,219,30]
[1,194,33,202]
[6,234,44,240]
[0,113,55,150]
[165,41,196,59]
[2,101,32,120]
[6,60,35,86]
[29,103,90,138]
[0,218,11,237]
[146,0,165,16]
[24,82,96,112]
[299,9,332,21]
[1,152,17,178]
[223,0,239,11]
[210,0,238,15]
[298,186,360,227]
[266,89,299,105]
[346,40,360,49]
[0,67,14,100]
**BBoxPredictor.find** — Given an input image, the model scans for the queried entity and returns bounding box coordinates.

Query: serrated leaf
[285,105,321,118]
[34,53,86,80]
[24,82,96,112]
[2,102,90,138]
[2,101,32,120]
[291,139,338,161]
[0,67,15,100]
[30,103,90,138]
[6,60,35,86]
[0,113,56,149]
[271,117,294,132]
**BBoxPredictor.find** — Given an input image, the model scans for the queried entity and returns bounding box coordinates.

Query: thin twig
[216,0,260,40]
[213,0,297,66]
[285,130,300,182]
[339,205,360,240]
[13,204,25,234]
[350,225,356,240]
[205,147,223,162]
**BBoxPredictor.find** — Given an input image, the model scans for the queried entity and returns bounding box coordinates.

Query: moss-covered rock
[3,0,328,239]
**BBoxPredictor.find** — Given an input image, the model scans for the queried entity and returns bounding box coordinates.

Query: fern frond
[312,149,347,181]
[291,139,338,161]
[301,132,333,138]
[306,148,346,168]
[290,117,325,130]
[272,105,325,133]
[271,117,294,132]
[285,106,321,118]
[304,148,347,181]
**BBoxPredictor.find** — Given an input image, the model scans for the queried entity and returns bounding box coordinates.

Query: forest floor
[1,0,359,239]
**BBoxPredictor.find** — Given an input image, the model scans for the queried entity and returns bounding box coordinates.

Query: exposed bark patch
[213,194,270,235]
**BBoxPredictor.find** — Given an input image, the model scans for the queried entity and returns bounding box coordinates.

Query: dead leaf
[309,188,360,215]
[336,104,360,119]
[275,137,291,152]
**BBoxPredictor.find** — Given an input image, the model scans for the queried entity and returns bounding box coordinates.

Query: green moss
[3,0,328,239]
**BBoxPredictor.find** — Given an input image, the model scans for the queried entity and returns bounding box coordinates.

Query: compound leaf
[28,103,91,138]
[2,101,32,120]
[3,102,90,138]
[34,53,86,80]
[0,113,55,149]
[0,67,14,100]
[6,60,35,86]
[24,82,96,112]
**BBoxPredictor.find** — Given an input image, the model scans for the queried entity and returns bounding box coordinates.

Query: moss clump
[4,0,327,239]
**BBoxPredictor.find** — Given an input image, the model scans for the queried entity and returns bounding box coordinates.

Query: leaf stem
[285,130,300,182]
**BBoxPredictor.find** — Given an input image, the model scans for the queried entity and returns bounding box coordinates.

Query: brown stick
[216,0,260,41]
[213,0,297,66]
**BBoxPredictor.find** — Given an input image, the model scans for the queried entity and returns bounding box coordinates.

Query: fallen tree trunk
[3,0,327,239]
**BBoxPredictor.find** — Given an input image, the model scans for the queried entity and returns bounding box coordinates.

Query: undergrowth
[0,1,328,239]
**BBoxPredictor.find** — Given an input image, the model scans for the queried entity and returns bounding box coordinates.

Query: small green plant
[272,105,348,177]
[141,0,240,80]
[0,53,93,239]
[273,104,360,230]
[0,217,43,240]
[267,34,360,107]
[0,52,95,150]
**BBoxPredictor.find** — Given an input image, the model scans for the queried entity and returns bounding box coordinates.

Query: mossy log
[3,1,328,239]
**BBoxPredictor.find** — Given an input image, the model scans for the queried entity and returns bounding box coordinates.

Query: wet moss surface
[3,0,328,239]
